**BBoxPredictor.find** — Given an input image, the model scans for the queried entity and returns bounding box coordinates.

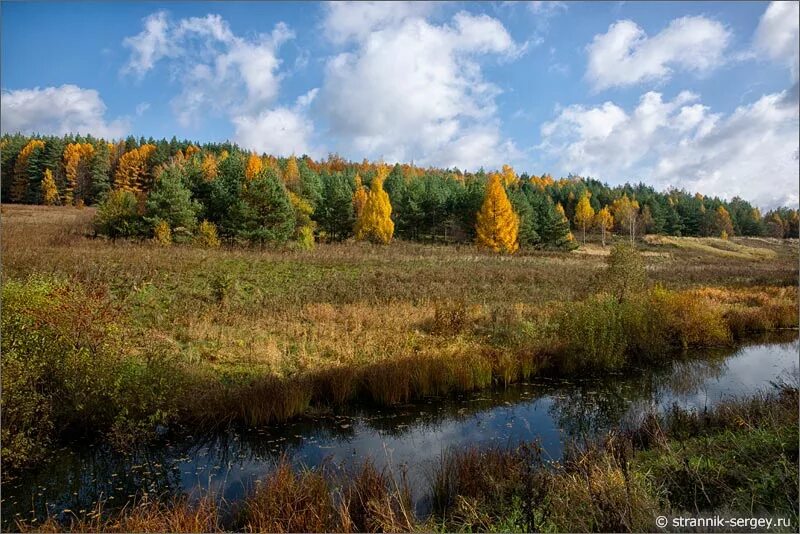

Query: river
[2,334,797,525]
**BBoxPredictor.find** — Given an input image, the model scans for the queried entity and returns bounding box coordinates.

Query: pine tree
[475,172,519,253]
[145,163,200,232]
[317,171,355,241]
[355,166,394,244]
[239,167,296,245]
[11,139,45,203]
[574,192,595,244]
[508,188,539,248]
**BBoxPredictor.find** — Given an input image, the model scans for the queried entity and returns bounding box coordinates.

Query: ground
[2,204,796,379]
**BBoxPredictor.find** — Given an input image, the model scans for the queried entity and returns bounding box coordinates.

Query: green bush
[0,277,183,472]
[558,295,628,372]
[94,189,144,239]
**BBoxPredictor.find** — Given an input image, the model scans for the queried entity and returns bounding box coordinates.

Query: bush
[196,219,221,248]
[153,219,172,246]
[604,242,647,302]
[0,277,182,472]
[93,189,144,239]
[558,295,628,372]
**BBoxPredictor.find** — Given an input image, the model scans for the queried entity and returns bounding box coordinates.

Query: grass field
[2,204,798,472]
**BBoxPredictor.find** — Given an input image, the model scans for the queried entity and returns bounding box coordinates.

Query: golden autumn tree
[185,144,200,158]
[500,164,517,187]
[63,142,95,205]
[41,169,60,206]
[284,155,300,187]
[475,172,519,253]
[245,153,262,181]
[352,173,368,220]
[201,153,218,182]
[11,139,45,203]
[355,165,394,244]
[573,192,595,244]
[114,144,156,193]
[595,206,614,247]
[611,194,640,244]
[555,203,576,244]
[714,206,734,239]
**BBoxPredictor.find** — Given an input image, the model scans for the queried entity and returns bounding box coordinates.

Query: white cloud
[317,6,520,169]
[586,16,731,90]
[232,90,320,157]
[754,1,800,81]
[123,12,293,128]
[540,90,799,209]
[1,84,129,138]
[122,11,175,77]
[322,1,434,45]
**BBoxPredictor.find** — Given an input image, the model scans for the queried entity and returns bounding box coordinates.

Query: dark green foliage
[316,170,355,241]
[1,133,793,243]
[89,141,112,203]
[239,168,296,245]
[508,188,539,247]
[144,164,200,233]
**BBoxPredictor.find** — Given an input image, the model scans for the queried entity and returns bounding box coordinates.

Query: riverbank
[14,380,798,532]
[2,205,798,474]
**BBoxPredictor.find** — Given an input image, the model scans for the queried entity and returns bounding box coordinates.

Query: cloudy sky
[2,1,798,208]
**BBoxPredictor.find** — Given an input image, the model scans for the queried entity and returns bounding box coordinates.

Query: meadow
[3,203,798,473]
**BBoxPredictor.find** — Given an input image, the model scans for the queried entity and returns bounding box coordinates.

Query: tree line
[2,133,798,251]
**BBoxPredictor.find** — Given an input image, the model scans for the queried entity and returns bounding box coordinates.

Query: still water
[3,334,798,525]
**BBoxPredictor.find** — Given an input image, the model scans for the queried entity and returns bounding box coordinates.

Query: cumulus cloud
[123,12,293,128]
[586,16,731,90]
[321,1,434,45]
[1,84,129,138]
[317,4,521,169]
[233,89,320,157]
[754,1,799,81]
[540,90,799,209]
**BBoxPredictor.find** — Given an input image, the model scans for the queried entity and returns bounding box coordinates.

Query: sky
[1,1,798,208]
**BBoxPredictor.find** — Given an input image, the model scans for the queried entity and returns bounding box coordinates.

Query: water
[3,335,798,525]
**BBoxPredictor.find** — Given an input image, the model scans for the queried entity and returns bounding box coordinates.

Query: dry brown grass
[2,204,798,429]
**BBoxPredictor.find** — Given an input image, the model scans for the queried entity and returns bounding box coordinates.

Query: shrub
[196,219,221,248]
[0,277,182,472]
[153,219,172,246]
[604,242,647,302]
[93,189,143,239]
[558,295,628,372]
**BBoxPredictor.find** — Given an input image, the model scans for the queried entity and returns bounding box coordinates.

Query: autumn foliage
[476,172,519,253]
[355,166,394,244]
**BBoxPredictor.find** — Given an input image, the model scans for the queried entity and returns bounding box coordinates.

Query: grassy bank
[16,383,798,533]
[2,204,798,473]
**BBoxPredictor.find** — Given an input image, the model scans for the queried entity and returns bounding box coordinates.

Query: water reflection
[3,334,797,526]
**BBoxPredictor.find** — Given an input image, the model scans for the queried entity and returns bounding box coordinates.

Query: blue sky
[2,1,798,207]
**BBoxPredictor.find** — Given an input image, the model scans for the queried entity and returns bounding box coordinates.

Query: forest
[3,133,798,251]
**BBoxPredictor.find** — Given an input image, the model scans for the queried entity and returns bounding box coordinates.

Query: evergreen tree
[145,163,200,233]
[508,188,539,248]
[316,171,355,241]
[239,167,296,245]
